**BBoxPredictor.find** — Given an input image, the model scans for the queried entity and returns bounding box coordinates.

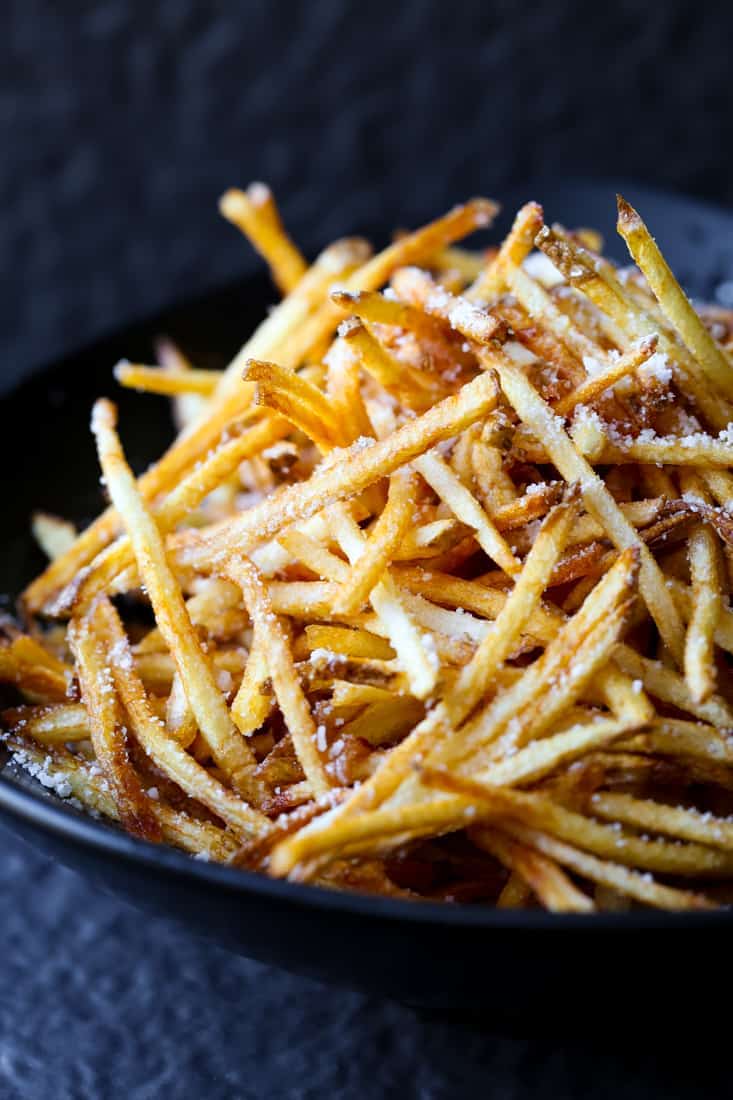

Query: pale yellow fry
[685,522,722,704]
[1,703,90,744]
[583,434,733,468]
[276,527,350,582]
[618,718,733,765]
[90,399,257,798]
[472,828,594,913]
[324,331,376,443]
[592,791,733,853]
[614,644,733,728]
[554,335,659,416]
[414,451,520,575]
[166,671,198,748]
[114,362,221,396]
[469,201,544,300]
[617,196,733,404]
[328,503,438,700]
[231,623,274,738]
[224,555,330,795]
[220,183,308,295]
[31,513,77,562]
[420,770,733,877]
[335,469,418,614]
[303,625,395,661]
[475,716,636,788]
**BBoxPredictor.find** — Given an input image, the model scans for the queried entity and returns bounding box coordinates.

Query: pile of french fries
[6,184,733,912]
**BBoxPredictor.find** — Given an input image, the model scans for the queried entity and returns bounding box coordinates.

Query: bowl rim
[4,177,733,934]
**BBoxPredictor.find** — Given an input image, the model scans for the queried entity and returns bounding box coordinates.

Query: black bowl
[2,181,733,1031]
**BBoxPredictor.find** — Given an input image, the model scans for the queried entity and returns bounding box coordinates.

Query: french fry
[616,196,733,404]
[334,469,418,614]
[31,513,77,562]
[219,184,308,295]
[230,622,273,738]
[96,598,267,835]
[68,605,161,841]
[224,555,331,795]
[468,202,544,300]
[90,399,259,799]
[114,362,221,397]
[482,823,713,910]
[684,514,723,705]
[327,502,438,700]
[472,828,594,912]
[1,703,90,744]
[414,451,520,575]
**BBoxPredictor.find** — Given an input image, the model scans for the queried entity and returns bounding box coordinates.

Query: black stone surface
[3,2,733,1095]
[2,825,732,1100]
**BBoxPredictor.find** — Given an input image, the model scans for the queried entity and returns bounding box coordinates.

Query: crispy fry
[224,555,331,795]
[90,399,258,798]
[220,184,307,295]
[68,605,161,841]
[334,469,418,614]
[114,362,221,397]
[617,196,733,404]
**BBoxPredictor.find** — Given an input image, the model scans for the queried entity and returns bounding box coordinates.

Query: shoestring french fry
[31,513,78,562]
[114,362,223,397]
[9,187,733,910]
[219,184,308,296]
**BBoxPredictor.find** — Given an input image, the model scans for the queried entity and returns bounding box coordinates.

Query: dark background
[2,2,733,1097]
[3,0,733,384]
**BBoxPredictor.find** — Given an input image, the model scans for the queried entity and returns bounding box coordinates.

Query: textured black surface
[3,826,733,1100]
[3,0,733,385]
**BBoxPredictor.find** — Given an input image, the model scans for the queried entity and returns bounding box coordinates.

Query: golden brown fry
[90,399,258,798]
[469,201,544,300]
[96,598,267,835]
[68,605,161,841]
[220,183,308,295]
[334,469,418,614]
[472,828,594,912]
[617,195,733,404]
[114,362,221,397]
